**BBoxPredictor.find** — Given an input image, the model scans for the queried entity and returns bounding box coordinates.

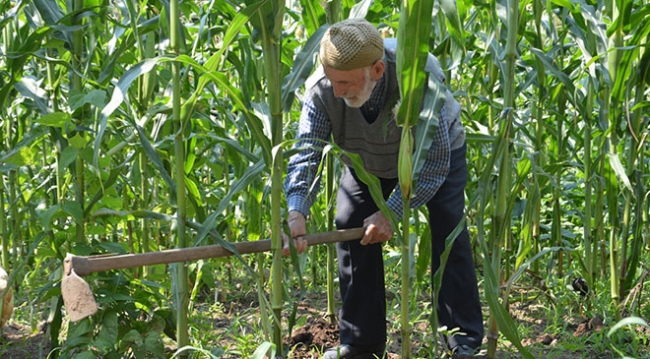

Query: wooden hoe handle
[64,227,364,277]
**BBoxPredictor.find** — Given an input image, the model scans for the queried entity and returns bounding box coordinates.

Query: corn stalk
[486,0,517,355]
[168,0,190,354]
[395,1,434,357]
[325,0,341,326]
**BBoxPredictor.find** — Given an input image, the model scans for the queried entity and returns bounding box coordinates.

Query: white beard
[342,70,377,108]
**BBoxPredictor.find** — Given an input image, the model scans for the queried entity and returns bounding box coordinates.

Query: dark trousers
[334,144,484,349]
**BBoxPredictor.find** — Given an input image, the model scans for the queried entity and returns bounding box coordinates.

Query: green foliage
[0,0,649,358]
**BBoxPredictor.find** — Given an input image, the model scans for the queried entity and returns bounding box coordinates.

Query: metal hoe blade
[62,254,98,322]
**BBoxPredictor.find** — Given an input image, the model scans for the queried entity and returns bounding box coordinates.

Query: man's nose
[332,84,346,98]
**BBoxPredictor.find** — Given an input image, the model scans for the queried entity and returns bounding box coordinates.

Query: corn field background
[0,0,649,358]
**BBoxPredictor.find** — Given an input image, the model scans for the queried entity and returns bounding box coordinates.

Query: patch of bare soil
[287,317,339,358]
[1,322,50,359]
[286,312,490,359]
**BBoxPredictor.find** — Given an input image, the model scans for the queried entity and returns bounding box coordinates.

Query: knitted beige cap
[319,19,384,71]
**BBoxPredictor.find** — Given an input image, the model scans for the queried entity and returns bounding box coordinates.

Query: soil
[286,316,489,358]
[1,322,51,359]
[1,290,648,358]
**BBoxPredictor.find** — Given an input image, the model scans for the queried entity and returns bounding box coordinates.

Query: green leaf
[608,153,633,193]
[440,0,465,49]
[483,261,535,359]
[282,25,328,112]
[70,89,107,111]
[97,242,128,254]
[299,0,326,36]
[72,352,96,359]
[59,146,79,173]
[63,201,84,225]
[69,318,94,338]
[35,112,71,128]
[396,0,433,128]
[95,310,118,351]
[120,329,144,352]
[528,47,576,96]
[607,316,649,337]
[344,150,399,230]
[194,159,266,248]
[134,124,177,201]
[348,0,373,19]
[38,205,61,232]
[251,342,275,359]
[33,0,64,26]
[69,133,88,149]
[3,145,36,166]
[412,71,446,182]
[144,331,165,358]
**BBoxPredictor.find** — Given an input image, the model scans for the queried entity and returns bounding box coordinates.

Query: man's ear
[371,59,385,80]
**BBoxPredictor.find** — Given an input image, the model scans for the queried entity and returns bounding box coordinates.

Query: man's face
[323,64,380,108]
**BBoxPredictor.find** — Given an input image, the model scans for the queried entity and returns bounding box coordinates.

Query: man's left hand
[361,211,393,245]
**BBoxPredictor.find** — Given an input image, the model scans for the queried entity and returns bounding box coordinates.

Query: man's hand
[361,211,394,245]
[282,211,308,256]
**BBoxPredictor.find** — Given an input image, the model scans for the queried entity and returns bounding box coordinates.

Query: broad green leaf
[69,318,94,338]
[35,112,71,128]
[251,342,276,359]
[484,258,535,359]
[344,150,399,230]
[396,0,432,129]
[299,0,326,36]
[120,329,144,351]
[194,159,266,258]
[133,124,177,200]
[63,201,84,225]
[4,145,36,166]
[15,77,49,113]
[348,0,373,19]
[68,133,87,149]
[440,0,465,49]
[99,58,159,121]
[33,0,64,26]
[529,47,576,95]
[72,352,95,359]
[95,310,118,351]
[97,242,128,254]
[69,89,107,111]
[144,331,165,358]
[185,175,204,208]
[282,25,328,112]
[607,316,649,337]
[59,146,79,173]
[430,217,466,329]
[39,204,61,231]
[607,153,633,193]
[412,71,446,183]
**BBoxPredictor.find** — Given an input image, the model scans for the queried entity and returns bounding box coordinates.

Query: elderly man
[283,19,484,358]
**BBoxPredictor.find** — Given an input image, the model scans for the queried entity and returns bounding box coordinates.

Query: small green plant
[607,316,650,358]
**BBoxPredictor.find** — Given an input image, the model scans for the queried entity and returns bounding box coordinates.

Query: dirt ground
[1,295,648,358]
[286,316,489,359]
[1,322,51,359]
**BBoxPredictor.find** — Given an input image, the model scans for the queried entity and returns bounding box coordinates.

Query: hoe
[62,227,364,322]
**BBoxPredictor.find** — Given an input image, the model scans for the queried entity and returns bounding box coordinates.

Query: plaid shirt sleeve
[284,98,331,217]
[385,106,451,218]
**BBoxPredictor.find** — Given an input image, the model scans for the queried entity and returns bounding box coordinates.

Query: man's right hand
[282,210,308,256]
